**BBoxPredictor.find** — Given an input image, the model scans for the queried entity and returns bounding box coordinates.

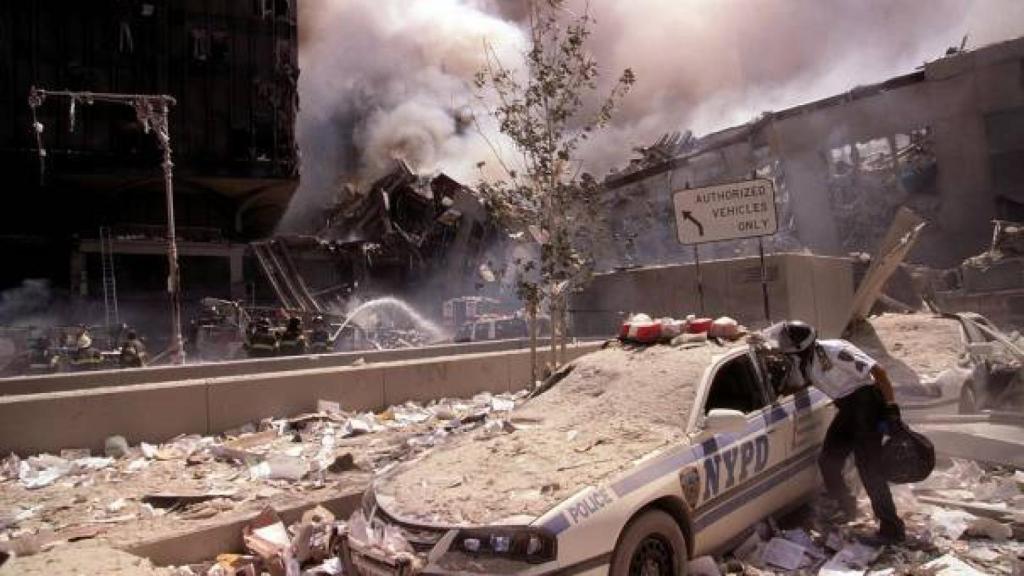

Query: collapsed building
[593,35,1024,271]
[256,161,499,317]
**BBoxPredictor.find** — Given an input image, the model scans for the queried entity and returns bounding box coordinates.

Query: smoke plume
[281,0,1023,232]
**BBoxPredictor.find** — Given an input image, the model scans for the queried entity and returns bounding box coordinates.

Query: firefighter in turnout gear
[278,316,308,356]
[69,328,105,371]
[766,320,905,544]
[119,330,147,368]
[245,318,278,358]
[309,315,332,354]
[27,335,59,374]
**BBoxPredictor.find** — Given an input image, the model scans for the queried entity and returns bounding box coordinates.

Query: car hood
[373,342,723,526]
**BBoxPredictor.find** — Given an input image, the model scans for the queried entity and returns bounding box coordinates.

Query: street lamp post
[28,87,185,364]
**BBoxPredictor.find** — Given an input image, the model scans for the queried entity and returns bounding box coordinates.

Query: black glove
[884,403,902,423]
[879,403,902,436]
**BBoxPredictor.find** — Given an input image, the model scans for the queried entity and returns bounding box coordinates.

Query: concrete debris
[719,457,1024,575]
[105,435,131,459]
[0,389,523,567]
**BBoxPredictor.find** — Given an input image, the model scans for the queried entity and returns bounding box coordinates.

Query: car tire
[610,509,688,576]
[959,382,978,414]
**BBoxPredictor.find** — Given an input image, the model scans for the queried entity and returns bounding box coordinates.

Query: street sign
[672,179,777,245]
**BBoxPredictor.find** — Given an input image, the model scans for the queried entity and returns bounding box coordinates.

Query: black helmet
[778,321,816,354]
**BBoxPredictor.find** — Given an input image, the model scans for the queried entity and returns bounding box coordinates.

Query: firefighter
[69,328,104,371]
[27,335,58,374]
[309,315,332,354]
[119,329,147,368]
[768,320,905,544]
[245,318,278,358]
[278,316,307,356]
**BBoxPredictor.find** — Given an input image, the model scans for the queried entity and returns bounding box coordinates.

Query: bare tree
[475,0,634,381]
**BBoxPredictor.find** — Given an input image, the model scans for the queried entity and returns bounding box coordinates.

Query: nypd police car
[338,340,834,575]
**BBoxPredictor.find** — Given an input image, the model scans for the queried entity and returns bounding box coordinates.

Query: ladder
[99,226,120,328]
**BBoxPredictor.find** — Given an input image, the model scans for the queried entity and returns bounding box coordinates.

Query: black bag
[880,422,935,484]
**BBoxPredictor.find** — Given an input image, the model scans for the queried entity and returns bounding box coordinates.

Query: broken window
[191,29,209,62]
[855,137,894,174]
[253,0,273,18]
[827,144,854,178]
[986,108,1024,217]
[895,127,938,196]
[704,355,767,415]
[211,32,230,66]
[118,21,133,54]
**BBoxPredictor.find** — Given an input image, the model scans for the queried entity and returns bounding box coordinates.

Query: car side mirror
[704,409,748,436]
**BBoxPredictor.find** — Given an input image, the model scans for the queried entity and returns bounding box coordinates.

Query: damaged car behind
[336,341,835,575]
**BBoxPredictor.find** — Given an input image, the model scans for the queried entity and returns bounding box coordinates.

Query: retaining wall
[0,341,602,455]
[0,336,578,396]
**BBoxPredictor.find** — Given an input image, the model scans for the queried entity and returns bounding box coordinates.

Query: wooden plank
[846,207,927,331]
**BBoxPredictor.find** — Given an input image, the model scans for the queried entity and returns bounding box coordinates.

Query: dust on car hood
[373,342,728,526]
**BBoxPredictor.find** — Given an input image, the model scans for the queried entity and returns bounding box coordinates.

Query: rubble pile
[688,458,1024,575]
[0,390,526,571]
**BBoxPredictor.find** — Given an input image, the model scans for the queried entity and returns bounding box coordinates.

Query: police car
[338,341,834,576]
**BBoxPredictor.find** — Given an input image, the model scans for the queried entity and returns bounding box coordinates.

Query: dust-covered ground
[849,313,966,395]
[0,390,522,568]
[376,341,742,525]
[0,541,174,575]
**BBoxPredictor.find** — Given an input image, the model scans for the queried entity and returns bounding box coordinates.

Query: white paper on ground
[929,508,976,540]
[687,555,722,576]
[762,537,806,570]
[818,542,881,576]
[920,554,987,575]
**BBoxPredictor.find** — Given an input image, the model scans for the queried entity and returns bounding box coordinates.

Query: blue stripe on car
[693,444,821,530]
[540,388,831,536]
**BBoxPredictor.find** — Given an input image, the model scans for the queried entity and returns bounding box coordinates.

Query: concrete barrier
[0,341,603,455]
[0,380,210,455]
[0,336,586,396]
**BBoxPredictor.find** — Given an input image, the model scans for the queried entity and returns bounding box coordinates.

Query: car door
[690,349,795,552]
[753,346,834,505]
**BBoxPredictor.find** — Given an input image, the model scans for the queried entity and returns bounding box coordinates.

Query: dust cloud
[281,0,1022,232]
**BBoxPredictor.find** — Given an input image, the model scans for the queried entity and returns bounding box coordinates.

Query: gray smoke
[0,279,54,326]
[280,0,1022,232]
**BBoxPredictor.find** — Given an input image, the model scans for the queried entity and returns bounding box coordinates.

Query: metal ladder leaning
[99,226,120,328]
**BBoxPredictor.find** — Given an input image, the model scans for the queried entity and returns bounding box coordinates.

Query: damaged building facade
[259,161,497,316]
[0,1,299,335]
[596,36,1024,271]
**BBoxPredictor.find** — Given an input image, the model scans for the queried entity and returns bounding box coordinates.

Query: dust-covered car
[336,341,834,575]
[848,312,1024,414]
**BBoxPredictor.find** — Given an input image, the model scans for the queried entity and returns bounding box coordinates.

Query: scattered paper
[920,554,987,575]
[762,537,806,570]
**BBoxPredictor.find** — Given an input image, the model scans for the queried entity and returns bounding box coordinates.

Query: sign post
[672,178,778,321]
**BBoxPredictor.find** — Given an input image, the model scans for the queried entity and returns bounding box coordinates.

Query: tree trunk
[549,284,558,373]
[559,293,567,361]
[529,299,538,386]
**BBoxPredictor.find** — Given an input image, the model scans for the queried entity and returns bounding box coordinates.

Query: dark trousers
[819,385,904,536]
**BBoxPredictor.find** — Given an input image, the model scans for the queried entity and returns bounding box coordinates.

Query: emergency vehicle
[337,341,835,576]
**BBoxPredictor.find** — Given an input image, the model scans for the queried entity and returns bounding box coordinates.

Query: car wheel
[959,382,978,414]
[610,509,687,576]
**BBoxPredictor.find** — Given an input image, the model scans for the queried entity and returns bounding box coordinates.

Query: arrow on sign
[681,211,704,237]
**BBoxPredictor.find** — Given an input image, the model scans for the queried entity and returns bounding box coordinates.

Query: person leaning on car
[759,320,906,544]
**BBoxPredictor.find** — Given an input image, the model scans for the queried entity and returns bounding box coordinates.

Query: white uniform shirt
[785,339,877,400]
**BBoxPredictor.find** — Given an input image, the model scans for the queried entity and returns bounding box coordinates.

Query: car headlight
[451,527,557,564]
